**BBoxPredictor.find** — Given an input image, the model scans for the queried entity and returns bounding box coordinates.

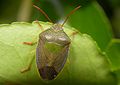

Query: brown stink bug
[22,4,80,80]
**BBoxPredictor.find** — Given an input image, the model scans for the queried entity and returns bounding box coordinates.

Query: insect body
[22,5,80,80]
[36,24,71,80]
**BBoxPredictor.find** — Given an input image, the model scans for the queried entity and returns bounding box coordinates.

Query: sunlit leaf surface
[0,21,117,85]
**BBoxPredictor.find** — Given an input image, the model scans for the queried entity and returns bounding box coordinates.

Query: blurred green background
[0,0,120,50]
[0,0,119,36]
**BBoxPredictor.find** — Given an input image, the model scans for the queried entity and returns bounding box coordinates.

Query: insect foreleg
[20,50,35,73]
[34,19,44,31]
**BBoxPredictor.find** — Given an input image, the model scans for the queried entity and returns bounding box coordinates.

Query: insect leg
[69,31,79,39]
[20,50,35,73]
[23,42,37,46]
[70,31,79,36]
[34,19,44,31]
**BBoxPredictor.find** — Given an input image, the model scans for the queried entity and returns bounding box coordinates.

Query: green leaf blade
[106,39,120,71]
[0,21,117,85]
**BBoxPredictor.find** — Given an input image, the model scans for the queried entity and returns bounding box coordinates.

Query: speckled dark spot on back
[39,66,58,80]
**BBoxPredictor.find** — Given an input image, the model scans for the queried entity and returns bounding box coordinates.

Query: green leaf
[0,21,117,85]
[106,39,120,71]
[105,39,120,85]
[114,69,120,85]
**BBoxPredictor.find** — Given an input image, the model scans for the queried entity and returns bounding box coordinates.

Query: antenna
[61,5,81,27]
[33,4,53,23]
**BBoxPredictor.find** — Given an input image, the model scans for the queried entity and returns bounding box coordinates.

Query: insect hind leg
[20,50,35,73]
[20,64,31,73]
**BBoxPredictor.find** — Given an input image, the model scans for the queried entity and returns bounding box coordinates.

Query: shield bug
[22,4,80,80]
[36,24,71,80]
